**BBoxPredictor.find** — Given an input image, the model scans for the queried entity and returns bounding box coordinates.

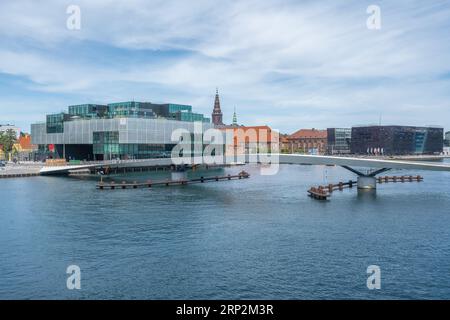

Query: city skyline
[1,0,450,133]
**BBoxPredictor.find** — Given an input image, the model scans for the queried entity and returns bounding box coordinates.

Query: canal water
[1,162,450,299]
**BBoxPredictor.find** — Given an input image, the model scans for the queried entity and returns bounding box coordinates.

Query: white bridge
[40,154,450,190]
[272,154,450,189]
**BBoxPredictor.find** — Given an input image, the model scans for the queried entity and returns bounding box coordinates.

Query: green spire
[232,107,238,126]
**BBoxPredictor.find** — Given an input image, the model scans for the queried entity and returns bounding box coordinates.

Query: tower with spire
[211,88,224,126]
[232,107,238,126]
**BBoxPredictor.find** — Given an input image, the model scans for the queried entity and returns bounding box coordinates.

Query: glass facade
[92,131,173,159]
[414,129,427,154]
[46,113,67,134]
[93,131,120,157]
[105,102,209,123]
[168,104,192,113]
[445,131,450,147]
[327,128,351,154]
[351,126,443,155]
[32,99,213,160]
[176,111,207,122]
[68,104,108,118]
[107,102,156,119]
[32,118,214,160]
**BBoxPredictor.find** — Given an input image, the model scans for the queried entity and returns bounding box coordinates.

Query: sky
[0,0,450,134]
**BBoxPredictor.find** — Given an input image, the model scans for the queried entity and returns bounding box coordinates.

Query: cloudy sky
[0,0,449,133]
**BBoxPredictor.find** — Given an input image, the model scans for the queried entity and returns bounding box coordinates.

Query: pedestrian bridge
[274,154,450,172]
[40,154,450,189]
[256,154,450,189]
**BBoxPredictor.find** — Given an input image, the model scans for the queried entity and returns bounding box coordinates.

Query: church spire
[212,88,224,126]
[232,107,238,126]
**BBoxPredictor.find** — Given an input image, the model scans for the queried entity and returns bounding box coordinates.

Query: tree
[0,129,17,154]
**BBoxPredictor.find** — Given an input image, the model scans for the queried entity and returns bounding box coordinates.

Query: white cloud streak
[0,0,449,132]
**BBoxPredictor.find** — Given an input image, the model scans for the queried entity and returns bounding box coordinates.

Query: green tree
[0,129,17,154]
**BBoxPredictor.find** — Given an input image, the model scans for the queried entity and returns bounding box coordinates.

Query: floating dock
[377,175,423,183]
[308,180,356,200]
[308,175,424,200]
[97,171,250,190]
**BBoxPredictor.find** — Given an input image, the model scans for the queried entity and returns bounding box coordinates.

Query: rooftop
[289,129,327,139]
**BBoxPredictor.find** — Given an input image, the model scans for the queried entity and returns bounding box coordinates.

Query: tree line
[0,129,18,155]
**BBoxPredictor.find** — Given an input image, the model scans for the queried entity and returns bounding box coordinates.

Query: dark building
[351,126,444,156]
[211,89,224,126]
[327,128,351,155]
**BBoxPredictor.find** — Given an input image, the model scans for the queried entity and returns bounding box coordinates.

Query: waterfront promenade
[0,163,42,178]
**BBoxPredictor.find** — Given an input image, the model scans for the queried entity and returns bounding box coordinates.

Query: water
[1,162,450,300]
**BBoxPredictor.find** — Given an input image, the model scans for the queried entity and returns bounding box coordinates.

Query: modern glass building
[327,128,351,155]
[445,131,450,147]
[31,101,213,160]
[350,125,444,155]
[68,104,108,118]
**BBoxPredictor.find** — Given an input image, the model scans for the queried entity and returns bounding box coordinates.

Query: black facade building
[351,126,443,156]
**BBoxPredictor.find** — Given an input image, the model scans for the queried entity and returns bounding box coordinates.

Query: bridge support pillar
[171,165,187,181]
[357,176,377,190]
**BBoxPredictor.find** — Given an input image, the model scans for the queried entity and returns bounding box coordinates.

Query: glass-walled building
[445,131,450,147]
[107,101,156,119]
[68,104,109,118]
[350,125,444,155]
[327,128,351,155]
[32,100,213,161]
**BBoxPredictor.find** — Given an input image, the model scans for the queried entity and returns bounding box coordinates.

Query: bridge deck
[267,154,450,172]
[39,154,450,176]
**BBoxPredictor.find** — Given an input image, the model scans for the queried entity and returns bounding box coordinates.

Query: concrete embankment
[0,164,43,179]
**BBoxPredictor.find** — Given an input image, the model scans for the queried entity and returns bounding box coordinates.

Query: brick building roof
[289,129,327,140]
[19,135,32,149]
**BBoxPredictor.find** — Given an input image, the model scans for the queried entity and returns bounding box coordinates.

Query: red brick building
[287,129,327,154]
[220,125,277,154]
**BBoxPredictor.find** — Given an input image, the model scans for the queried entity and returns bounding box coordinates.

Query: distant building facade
[280,134,290,153]
[0,124,20,138]
[327,128,351,155]
[287,129,327,155]
[445,131,450,147]
[220,125,276,155]
[31,100,213,161]
[443,147,450,156]
[351,125,444,155]
[12,134,38,161]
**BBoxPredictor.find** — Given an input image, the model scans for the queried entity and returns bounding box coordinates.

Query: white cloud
[0,0,449,132]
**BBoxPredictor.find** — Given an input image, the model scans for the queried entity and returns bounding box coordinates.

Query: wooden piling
[97,171,250,190]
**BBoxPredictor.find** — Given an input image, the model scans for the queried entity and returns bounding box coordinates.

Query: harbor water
[1,162,450,299]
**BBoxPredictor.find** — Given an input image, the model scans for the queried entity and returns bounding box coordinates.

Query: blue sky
[0,0,450,133]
